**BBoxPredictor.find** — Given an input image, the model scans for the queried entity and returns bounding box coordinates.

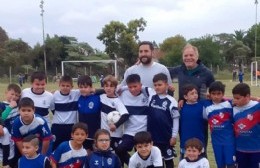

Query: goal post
[251,61,258,86]
[61,60,118,79]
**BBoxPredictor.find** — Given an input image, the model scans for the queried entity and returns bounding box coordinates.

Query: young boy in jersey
[129,131,163,168]
[179,84,206,159]
[117,74,153,166]
[0,83,21,133]
[50,122,88,168]
[232,83,260,168]
[178,138,209,168]
[100,75,129,151]
[52,75,80,150]
[203,81,236,168]
[11,97,52,156]
[21,71,54,127]
[18,134,51,168]
[77,75,101,153]
[0,84,20,168]
[147,73,179,168]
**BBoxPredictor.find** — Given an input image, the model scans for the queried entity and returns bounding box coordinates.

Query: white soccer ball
[107,111,121,124]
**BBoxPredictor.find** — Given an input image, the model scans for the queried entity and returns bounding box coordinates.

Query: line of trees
[0,18,259,78]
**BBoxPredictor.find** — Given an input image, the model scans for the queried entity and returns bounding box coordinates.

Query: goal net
[251,60,260,86]
[61,60,118,82]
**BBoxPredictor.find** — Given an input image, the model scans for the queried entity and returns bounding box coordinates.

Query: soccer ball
[107,111,121,124]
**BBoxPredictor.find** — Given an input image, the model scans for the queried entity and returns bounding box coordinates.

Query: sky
[0,0,258,50]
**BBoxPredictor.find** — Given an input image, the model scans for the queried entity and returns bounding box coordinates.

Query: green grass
[0,79,259,168]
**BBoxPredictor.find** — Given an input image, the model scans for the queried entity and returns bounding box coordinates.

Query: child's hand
[3,165,10,168]
[170,137,176,146]
[109,124,116,132]
[0,125,4,136]
[9,100,17,108]
[178,100,184,109]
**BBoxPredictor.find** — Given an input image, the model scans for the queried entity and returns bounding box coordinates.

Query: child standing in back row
[147,73,179,168]
[77,75,102,153]
[232,83,260,168]
[21,71,54,127]
[203,81,236,168]
[52,75,80,150]
[99,75,129,151]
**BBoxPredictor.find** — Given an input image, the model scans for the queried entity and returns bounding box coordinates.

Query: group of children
[0,71,259,168]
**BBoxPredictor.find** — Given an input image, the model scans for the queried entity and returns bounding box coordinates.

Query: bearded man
[120,41,173,91]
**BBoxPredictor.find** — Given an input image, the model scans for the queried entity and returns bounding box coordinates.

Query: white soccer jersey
[0,127,15,160]
[52,90,80,124]
[100,94,128,138]
[178,157,210,168]
[129,146,163,168]
[119,87,154,136]
[21,88,54,125]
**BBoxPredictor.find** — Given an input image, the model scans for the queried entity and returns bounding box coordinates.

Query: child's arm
[2,144,10,167]
[15,141,23,154]
[170,117,179,146]
[41,140,50,155]
[1,101,17,120]
[50,159,57,168]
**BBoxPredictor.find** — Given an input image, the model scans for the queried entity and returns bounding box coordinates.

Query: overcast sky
[0,0,257,50]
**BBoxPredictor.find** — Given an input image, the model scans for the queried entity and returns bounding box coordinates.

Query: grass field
[0,79,259,168]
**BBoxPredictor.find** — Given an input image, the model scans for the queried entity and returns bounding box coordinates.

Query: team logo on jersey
[88,102,94,109]
[42,127,49,135]
[162,101,168,109]
[43,100,46,105]
[219,112,224,118]
[94,160,99,165]
[136,163,141,168]
[69,95,72,100]
[167,149,172,156]
[107,158,112,165]
[142,97,148,103]
[247,114,253,121]
[212,119,219,125]
[238,123,246,130]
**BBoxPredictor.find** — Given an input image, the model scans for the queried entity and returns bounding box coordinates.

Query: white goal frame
[61,60,118,78]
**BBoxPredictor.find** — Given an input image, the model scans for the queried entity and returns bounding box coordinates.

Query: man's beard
[139,56,152,65]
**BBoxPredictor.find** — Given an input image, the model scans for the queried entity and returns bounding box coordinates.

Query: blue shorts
[236,151,260,168]
[212,144,235,168]
[117,134,134,152]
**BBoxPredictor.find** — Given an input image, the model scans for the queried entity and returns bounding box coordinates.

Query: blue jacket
[169,60,214,101]
[85,150,121,168]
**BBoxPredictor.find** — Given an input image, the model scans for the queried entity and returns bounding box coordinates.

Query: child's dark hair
[209,81,225,93]
[139,41,154,51]
[77,75,92,87]
[232,83,250,96]
[23,134,39,147]
[7,83,21,94]
[18,97,34,109]
[71,122,88,134]
[153,73,168,83]
[134,131,152,145]
[103,75,118,87]
[60,75,73,85]
[30,71,47,83]
[94,129,111,141]
[182,84,198,96]
[185,138,203,152]
[126,74,141,84]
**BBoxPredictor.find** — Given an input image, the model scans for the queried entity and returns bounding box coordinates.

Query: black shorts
[154,142,177,160]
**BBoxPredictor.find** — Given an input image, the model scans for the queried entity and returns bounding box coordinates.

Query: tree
[189,35,221,68]
[232,29,246,42]
[97,18,147,66]
[244,24,260,59]
[0,26,9,48]
[159,35,186,67]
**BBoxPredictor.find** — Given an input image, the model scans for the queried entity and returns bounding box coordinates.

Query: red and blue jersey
[203,100,235,145]
[50,141,87,168]
[233,100,260,152]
